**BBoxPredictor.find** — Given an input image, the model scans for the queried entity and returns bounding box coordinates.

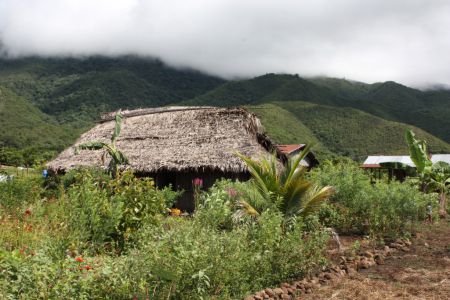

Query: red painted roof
[276,144,306,155]
[361,164,381,168]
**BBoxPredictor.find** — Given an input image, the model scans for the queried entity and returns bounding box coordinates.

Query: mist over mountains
[1,0,450,87]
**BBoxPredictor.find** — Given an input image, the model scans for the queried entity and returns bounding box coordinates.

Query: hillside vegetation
[189,74,450,143]
[246,102,450,160]
[0,86,79,165]
[0,56,225,126]
[0,56,449,165]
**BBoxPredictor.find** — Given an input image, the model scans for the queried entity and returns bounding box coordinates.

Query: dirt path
[301,220,450,300]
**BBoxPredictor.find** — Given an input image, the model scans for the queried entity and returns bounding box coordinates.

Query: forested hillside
[248,102,450,160]
[1,56,449,165]
[0,86,79,165]
[188,74,450,143]
[0,56,225,126]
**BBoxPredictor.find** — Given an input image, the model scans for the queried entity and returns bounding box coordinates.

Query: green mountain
[248,102,450,160]
[0,86,80,165]
[1,57,449,165]
[0,56,225,126]
[188,74,450,143]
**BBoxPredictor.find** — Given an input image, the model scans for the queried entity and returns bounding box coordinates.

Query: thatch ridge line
[100,106,216,122]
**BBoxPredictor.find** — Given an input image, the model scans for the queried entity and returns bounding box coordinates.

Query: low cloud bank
[1,0,449,86]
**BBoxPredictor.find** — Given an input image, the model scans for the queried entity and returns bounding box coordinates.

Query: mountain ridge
[0,56,449,165]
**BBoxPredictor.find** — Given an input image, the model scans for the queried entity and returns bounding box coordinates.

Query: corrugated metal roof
[363,154,450,168]
[362,156,415,168]
[431,154,450,164]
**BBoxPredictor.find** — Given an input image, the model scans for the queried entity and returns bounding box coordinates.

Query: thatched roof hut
[48,106,285,211]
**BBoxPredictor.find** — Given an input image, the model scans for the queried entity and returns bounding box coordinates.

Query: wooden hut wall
[145,170,250,212]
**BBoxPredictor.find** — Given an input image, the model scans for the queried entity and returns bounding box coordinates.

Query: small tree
[393,130,450,217]
[77,113,128,178]
[237,144,334,226]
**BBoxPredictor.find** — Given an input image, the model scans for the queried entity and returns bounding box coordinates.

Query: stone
[389,242,402,249]
[364,251,374,258]
[254,296,263,300]
[357,258,371,269]
[281,287,289,294]
[331,265,341,273]
[255,291,266,298]
[280,294,291,300]
[273,288,284,296]
[265,288,275,297]
[399,245,410,252]
[244,296,254,300]
[347,267,357,278]
[374,254,385,265]
[287,287,295,295]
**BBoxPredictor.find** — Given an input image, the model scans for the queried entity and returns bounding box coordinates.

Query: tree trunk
[439,192,447,218]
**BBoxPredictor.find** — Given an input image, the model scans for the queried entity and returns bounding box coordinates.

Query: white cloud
[1,0,449,86]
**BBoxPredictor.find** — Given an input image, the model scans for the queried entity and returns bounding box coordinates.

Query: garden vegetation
[0,149,441,299]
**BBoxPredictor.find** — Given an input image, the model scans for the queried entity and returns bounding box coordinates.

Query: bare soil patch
[301,220,450,300]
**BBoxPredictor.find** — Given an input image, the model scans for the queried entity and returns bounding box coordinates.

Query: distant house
[362,154,450,181]
[276,144,319,168]
[47,106,287,212]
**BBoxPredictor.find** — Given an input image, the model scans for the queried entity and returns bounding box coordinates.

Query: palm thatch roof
[47,106,285,173]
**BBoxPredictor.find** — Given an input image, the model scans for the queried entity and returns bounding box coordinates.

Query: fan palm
[236,144,334,224]
[76,113,128,178]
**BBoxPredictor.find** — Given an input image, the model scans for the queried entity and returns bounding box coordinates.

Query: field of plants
[1,152,443,299]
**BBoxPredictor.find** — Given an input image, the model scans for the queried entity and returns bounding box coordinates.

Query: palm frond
[298,186,335,218]
[237,144,333,224]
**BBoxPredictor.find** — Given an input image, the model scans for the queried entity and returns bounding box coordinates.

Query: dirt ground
[301,220,450,300]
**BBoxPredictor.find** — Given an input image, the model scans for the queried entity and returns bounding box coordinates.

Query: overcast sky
[0,0,449,86]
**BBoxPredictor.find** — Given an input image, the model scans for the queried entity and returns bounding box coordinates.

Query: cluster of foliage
[0,169,328,299]
[76,113,128,178]
[0,146,56,167]
[236,147,334,226]
[0,147,440,298]
[310,160,435,239]
[381,130,450,217]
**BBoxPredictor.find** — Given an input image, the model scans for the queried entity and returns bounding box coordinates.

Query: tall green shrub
[310,161,432,238]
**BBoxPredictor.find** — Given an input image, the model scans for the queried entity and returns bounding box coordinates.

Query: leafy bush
[64,169,180,250]
[1,160,439,299]
[0,176,43,209]
[310,161,434,238]
[65,174,123,249]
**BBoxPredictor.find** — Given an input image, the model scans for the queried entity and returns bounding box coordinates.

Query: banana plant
[76,113,128,178]
[236,144,334,225]
[384,130,450,217]
[430,162,450,217]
